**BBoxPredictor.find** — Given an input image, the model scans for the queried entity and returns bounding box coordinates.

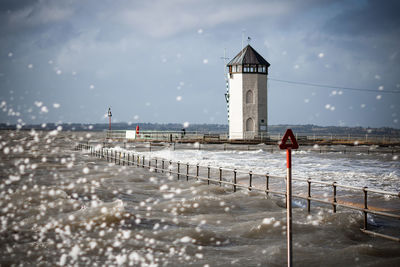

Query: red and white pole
[108,107,112,131]
[286,148,293,267]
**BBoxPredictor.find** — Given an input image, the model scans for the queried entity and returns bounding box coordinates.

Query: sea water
[0,130,399,266]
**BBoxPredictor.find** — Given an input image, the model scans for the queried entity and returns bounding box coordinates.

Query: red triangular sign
[279,129,299,149]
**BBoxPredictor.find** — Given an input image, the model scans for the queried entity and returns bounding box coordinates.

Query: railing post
[155,158,157,172]
[177,161,180,180]
[169,160,172,175]
[196,164,199,181]
[162,160,164,173]
[127,153,130,166]
[186,163,189,181]
[265,174,270,196]
[149,157,151,169]
[332,182,337,213]
[119,152,121,165]
[307,179,311,213]
[142,156,145,168]
[249,171,252,191]
[115,151,117,164]
[233,169,237,192]
[207,166,210,185]
[363,187,368,230]
[123,152,125,166]
[219,167,222,187]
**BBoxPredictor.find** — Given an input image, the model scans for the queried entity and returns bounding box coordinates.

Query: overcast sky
[0,0,399,128]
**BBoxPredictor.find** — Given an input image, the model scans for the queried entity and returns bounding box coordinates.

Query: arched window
[246,118,254,131]
[246,90,253,104]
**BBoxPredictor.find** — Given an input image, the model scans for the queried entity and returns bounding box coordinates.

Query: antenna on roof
[221,48,229,77]
[241,30,245,50]
[220,49,230,121]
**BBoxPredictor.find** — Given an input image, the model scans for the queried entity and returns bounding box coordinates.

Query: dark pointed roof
[227,45,270,66]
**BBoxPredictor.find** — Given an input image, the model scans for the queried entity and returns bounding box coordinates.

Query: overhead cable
[268,78,400,94]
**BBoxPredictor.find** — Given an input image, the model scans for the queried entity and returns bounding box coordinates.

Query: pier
[105,130,400,146]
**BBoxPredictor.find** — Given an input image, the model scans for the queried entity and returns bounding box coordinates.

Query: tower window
[246,118,254,131]
[246,90,253,104]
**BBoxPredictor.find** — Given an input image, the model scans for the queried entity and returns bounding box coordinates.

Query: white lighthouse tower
[227,45,270,140]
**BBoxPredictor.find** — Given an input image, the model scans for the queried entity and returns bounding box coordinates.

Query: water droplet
[41,106,48,113]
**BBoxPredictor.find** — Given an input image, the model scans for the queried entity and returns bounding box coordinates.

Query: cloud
[0,0,74,35]
[323,0,400,36]
[117,0,292,38]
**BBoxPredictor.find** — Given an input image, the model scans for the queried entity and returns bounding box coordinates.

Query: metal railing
[75,143,400,242]
[102,141,400,155]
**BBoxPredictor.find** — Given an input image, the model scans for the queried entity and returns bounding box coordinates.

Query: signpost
[279,129,299,267]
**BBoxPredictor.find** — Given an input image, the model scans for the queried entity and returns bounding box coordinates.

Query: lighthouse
[226,45,270,140]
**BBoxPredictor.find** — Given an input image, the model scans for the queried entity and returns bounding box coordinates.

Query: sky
[0,0,399,128]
